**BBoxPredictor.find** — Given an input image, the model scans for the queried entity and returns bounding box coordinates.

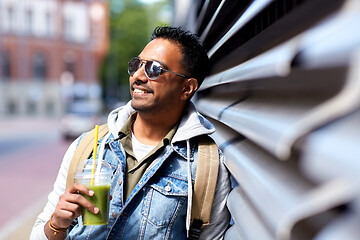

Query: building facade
[0,0,108,117]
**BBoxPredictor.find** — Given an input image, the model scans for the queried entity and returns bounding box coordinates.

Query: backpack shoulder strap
[66,124,109,189]
[190,135,220,236]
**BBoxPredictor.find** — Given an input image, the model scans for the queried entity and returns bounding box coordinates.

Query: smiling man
[31,26,231,240]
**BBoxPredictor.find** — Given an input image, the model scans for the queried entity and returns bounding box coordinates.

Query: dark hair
[151,26,209,87]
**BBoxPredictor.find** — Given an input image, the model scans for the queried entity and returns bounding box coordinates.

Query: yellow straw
[91,125,99,186]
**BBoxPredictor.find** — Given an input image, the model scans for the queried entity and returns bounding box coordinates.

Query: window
[32,52,47,80]
[45,12,52,37]
[64,17,73,41]
[7,100,17,115]
[26,101,37,115]
[46,101,55,116]
[0,50,11,80]
[24,9,33,35]
[65,60,76,78]
[7,6,14,32]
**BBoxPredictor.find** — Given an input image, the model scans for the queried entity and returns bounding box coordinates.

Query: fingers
[52,199,80,228]
[52,183,99,228]
[67,182,94,196]
[52,202,81,226]
[64,183,99,214]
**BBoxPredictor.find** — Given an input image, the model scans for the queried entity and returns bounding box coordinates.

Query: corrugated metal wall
[173,0,360,239]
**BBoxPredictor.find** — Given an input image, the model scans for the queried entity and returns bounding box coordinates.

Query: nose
[131,62,147,82]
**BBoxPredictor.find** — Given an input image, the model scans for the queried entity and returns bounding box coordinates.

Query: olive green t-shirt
[118,112,178,201]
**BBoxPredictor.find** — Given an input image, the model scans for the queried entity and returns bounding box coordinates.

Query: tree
[100,0,171,106]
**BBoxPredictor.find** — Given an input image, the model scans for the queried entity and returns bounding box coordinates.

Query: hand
[51,183,99,229]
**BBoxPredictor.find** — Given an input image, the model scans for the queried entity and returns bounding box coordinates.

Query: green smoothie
[82,184,110,225]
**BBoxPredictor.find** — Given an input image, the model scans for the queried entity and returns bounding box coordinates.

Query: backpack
[66,124,219,239]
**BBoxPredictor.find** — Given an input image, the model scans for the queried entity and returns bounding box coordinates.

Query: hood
[107,100,215,142]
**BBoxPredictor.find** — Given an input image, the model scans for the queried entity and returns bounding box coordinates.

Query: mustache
[131,81,154,92]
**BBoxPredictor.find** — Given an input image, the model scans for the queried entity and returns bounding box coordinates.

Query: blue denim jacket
[30,101,231,240]
[30,101,230,240]
[68,135,200,240]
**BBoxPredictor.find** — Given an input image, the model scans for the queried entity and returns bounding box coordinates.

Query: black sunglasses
[128,57,189,80]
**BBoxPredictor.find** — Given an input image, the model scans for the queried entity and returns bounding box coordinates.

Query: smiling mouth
[133,89,151,94]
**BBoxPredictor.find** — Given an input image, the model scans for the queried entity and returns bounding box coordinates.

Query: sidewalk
[0,117,68,240]
[0,197,45,240]
[6,214,39,240]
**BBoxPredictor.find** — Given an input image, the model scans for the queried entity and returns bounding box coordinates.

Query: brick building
[0,0,108,117]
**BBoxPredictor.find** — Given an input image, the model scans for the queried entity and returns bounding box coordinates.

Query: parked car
[61,101,105,140]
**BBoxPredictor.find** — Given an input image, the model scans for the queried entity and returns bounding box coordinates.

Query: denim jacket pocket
[141,175,188,228]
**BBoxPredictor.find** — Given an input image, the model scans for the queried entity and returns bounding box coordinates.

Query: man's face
[129,38,188,116]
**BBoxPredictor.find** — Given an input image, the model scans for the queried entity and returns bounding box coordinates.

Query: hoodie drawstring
[186,139,192,238]
[98,132,110,160]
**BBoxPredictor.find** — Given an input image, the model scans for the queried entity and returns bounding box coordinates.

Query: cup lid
[75,159,112,179]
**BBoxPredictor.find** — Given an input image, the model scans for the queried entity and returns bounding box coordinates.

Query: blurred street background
[0,118,70,239]
[0,0,172,239]
[2,0,360,239]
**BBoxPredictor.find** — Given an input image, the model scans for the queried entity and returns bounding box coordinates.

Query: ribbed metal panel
[173,0,360,239]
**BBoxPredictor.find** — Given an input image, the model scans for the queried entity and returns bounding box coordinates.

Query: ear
[181,78,198,100]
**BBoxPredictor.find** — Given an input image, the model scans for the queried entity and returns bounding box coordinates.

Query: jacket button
[164,182,171,192]
[118,178,122,185]
[112,212,119,218]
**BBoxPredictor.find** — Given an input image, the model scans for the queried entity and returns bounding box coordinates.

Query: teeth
[134,89,146,94]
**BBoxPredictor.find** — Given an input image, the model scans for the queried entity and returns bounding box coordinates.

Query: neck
[132,109,183,145]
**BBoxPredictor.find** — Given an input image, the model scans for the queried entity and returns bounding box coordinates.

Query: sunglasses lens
[128,58,141,76]
[145,61,161,80]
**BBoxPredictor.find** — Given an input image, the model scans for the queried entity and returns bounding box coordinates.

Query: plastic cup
[75,159,112,226]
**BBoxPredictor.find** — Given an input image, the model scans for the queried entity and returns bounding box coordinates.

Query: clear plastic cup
[75,159,112,225]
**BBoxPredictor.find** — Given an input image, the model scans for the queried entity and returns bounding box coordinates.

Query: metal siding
[174,0,360,239]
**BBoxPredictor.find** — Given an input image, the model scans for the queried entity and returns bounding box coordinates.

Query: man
[31,26,231,240]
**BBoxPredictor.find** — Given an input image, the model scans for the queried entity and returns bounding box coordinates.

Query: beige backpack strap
[190,135,220,231]
[66,124,109,189]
